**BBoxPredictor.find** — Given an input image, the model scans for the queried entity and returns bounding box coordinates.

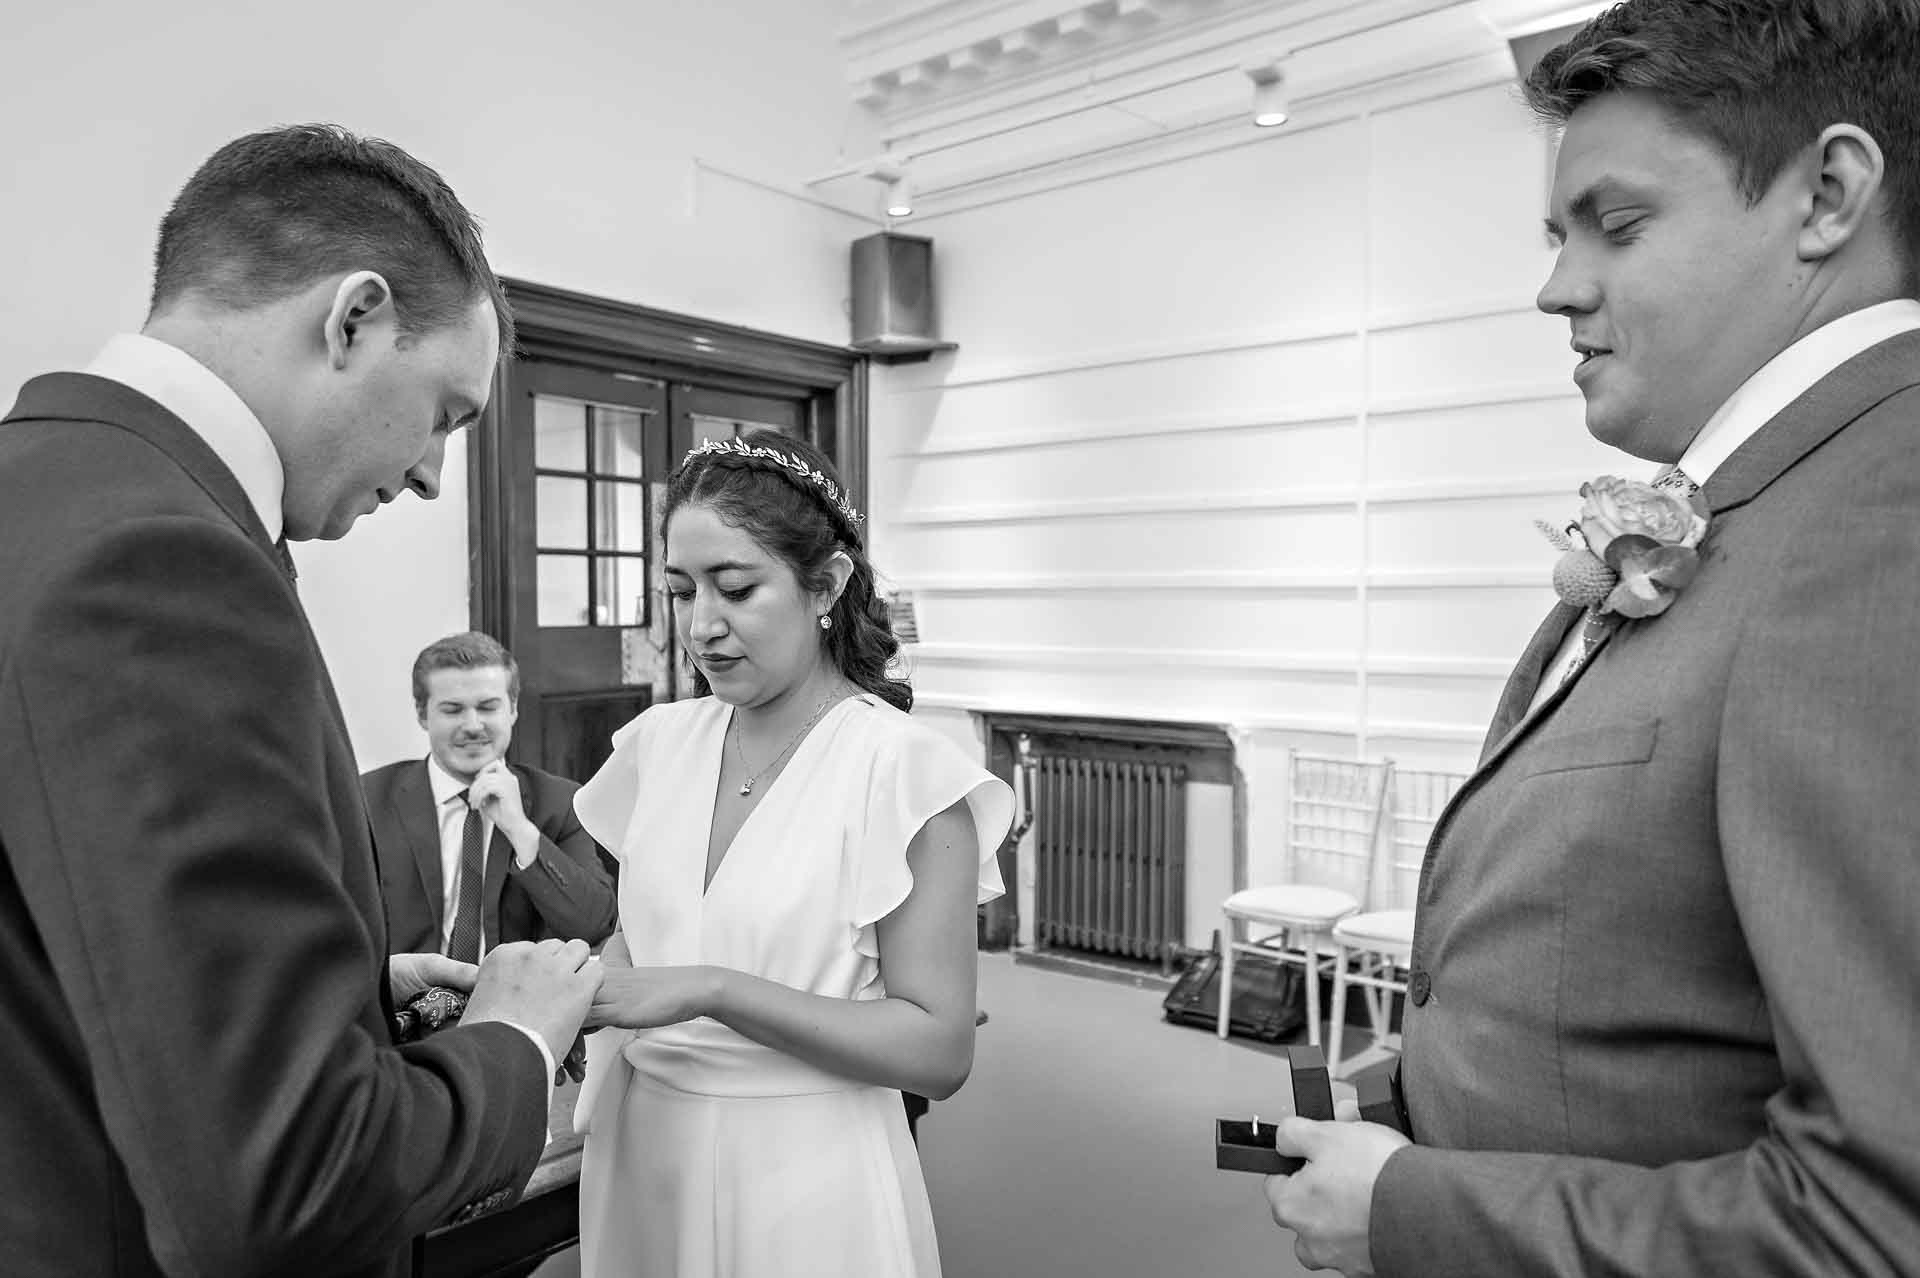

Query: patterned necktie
[1652,465,1699,496]
[445,790,486,963]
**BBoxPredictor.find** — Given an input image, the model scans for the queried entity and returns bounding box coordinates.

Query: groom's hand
[1264,1098,1408,1276]
[557,1035,589,1085]
[387,952,481,1002]
[463,938,602,1067]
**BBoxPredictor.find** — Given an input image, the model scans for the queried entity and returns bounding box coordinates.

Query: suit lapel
[1415,331,1920,919]
[481,798,516,948]
[1416,598,1623,909]
[5,375,399,966]
[1481,612,1619,771]
[1483,601,1583,753]
[1706,328,1920,517]
[395,762,447,940]
[1484,330,1920,766]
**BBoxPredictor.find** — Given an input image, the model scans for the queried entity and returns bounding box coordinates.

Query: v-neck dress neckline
[700,696,859,899]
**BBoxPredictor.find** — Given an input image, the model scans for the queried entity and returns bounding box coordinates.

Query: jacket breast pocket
[1519,718,1660,778]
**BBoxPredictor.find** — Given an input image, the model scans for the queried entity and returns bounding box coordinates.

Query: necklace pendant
[739,779,754,797]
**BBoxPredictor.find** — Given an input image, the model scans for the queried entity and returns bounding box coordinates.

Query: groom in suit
[1266,3,1920,1274]
[366,631,617,957]
[0,125,601,1277]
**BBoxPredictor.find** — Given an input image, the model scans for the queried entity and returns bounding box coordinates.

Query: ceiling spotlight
[864,154,915,218]
[1245,59,1290,128]
[885,172,915,218]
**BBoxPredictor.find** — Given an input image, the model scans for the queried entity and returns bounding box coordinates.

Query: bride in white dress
[572,430,1011,1278]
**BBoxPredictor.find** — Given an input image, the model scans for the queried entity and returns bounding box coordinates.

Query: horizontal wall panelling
[882,292,1541,397]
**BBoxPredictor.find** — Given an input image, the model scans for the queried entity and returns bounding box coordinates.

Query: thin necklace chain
[730,689,845,797]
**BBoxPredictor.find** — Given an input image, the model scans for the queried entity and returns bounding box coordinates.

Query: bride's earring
[818,614,833,631]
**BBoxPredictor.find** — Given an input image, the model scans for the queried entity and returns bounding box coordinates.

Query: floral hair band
[684,436,864,528]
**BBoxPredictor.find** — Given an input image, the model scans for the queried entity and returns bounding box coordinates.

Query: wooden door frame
[470,278,869,643]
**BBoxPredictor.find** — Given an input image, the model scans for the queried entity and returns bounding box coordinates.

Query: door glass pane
[687,414,743,450]
[594,556,649,627]
[537,555,590,626]
[591,406,646,478]
[594,480,647,553]
[534,396,587,471]
[536,476,588,548]
[688,414,794,441]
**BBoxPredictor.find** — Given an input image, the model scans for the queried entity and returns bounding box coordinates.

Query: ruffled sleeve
[570,713,650,1135]
[572,710,651,863]
[850,715,1014,960]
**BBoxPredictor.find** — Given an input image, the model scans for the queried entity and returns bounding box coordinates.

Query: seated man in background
[367,631,617,959]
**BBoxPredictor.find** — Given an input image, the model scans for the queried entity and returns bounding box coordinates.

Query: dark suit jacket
[364,758,616,954]
[1373,332,1920,1275]
[0,373,549,1278]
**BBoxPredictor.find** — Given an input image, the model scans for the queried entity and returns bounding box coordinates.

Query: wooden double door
[472,281,866,784]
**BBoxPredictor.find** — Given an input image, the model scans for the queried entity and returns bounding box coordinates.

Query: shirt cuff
[498,1019,557,1143]
[503,826,544,871]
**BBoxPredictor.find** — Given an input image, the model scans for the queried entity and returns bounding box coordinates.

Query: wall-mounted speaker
[849,231,955,360]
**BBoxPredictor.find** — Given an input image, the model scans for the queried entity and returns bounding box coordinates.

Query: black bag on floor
[1163,930,1307,1043]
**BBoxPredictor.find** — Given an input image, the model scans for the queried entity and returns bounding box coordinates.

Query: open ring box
[1215,1116,1300,1174]
[1215,1044,1334,1174]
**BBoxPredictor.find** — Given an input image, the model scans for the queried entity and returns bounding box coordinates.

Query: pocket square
[392,986,468,1043]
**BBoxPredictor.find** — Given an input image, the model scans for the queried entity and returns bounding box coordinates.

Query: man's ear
[323,271,398,369]
[1797,124,1887,263]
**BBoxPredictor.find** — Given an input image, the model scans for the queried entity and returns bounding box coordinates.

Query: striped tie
[445,790,486,963]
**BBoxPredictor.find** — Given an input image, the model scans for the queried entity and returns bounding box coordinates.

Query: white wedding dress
[571,694,1010,1278]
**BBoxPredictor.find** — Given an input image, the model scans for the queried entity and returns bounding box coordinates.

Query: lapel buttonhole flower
[1534,476,1711,620]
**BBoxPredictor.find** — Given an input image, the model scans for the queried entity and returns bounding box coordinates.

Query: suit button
[1409,970,1431,1006]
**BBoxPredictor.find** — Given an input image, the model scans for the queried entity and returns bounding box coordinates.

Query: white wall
[0,0,871,767]
[872,78,1632,912]
[2,7,1640,904]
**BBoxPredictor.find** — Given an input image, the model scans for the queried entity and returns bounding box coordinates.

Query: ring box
[1214,1044,1335,1175]
[1354,1061,1411,1137]
[1215,1118,1301,1174]
[1287,1044,1335,1121]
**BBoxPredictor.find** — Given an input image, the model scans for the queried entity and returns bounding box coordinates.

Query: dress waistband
[620,1021,868,1099]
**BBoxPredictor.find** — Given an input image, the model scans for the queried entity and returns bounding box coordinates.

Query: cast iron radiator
[1032,750,1188,971]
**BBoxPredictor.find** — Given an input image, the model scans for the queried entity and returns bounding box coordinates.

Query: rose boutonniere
[1535,475,1711,619]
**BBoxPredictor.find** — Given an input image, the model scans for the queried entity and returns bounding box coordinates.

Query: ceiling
[819,0,1607,215]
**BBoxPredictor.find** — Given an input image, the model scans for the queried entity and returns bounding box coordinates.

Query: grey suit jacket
[1373,331,1920,1276]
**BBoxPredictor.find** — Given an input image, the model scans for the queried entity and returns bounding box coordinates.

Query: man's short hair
[1524,0,1920,288]
[151,123,515,353]
[411,632,520,714]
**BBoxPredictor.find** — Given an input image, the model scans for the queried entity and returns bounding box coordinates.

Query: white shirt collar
[81,334,286,541]
[1677,299,1920,484]
[426,755,475,806]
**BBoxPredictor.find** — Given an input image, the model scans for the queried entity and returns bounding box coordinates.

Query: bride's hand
[586,964,722,1031]
[599,930,631,969]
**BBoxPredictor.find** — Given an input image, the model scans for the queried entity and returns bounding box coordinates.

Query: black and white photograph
[3,2,1917,1275]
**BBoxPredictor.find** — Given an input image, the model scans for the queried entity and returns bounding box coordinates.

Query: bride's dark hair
[662,430,911,712]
